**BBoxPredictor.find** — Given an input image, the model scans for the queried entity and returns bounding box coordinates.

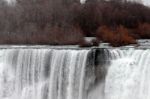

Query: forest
[0,0,150,46]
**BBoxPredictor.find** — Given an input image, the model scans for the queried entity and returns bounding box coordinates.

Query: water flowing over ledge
[0,46,149,99]
[105,48,150,99]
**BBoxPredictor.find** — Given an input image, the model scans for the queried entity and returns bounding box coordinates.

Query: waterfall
[105,48,150,99]
[1,47,150,99]
[0,49,91,99]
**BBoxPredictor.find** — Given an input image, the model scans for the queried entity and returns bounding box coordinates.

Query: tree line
[0,0,150,46]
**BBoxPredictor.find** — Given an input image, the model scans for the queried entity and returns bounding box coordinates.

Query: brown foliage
[136,23,150,39]
[96,26,116,43]
[115,26,136,46]
[96,25,136,46]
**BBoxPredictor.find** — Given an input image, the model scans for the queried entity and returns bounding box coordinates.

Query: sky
[4,0,150,6]
[143,0,150,6]
[80,0,150,6]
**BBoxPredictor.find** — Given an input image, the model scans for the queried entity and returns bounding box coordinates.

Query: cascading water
[105,48,150,99]
[0,48,91,99]
[0,47,150,99]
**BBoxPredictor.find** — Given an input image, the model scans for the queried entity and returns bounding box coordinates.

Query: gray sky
[143,0,150,6]
[80,0,150,6]
[5,0,150,6]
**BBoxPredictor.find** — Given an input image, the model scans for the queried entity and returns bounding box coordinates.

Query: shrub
[136,23,150,39]
[115,25,136,46]
[96,25,136,46]
[96,26,116,43]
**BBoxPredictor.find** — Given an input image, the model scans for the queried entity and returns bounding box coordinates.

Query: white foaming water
[0,49,90,99]
[105,49,150,99]
[1,47,150,99]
